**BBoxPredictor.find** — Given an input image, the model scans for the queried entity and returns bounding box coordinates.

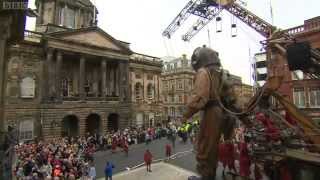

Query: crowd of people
[13,137,97,179]
[11,124,185,179]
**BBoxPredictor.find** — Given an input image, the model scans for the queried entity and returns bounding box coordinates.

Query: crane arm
[224,2,276,38]
[182,7,222,41]
[162,0,195,39]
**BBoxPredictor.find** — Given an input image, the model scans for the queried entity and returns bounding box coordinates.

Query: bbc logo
[2,1,28,10]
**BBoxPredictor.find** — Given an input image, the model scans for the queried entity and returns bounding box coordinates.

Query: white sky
[26,0,320,84]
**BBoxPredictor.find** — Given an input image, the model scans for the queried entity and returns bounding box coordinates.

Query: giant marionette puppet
[183,46,250,180]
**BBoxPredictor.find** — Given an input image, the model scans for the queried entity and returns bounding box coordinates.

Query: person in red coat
[111,136,117,153]
[165,143,172,159]
[256,112,280,142]
[218,142,227,177]
[123,141,129,157]
[144,149,153,172]
[225,141,236,172]
[239,142,250,179]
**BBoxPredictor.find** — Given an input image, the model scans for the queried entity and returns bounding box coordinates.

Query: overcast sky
[26,0,320,84]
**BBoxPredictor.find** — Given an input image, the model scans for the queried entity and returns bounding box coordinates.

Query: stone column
[79,56,86,100]
[56,51,63,101]
[47,48,55,99]
[93,67,98,97]
[0,18,10,145]
[110,65,114,96]
[115,64,120,96]
[101,60,107,97]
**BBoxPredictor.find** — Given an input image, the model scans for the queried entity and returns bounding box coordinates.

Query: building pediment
[47,27,132,54]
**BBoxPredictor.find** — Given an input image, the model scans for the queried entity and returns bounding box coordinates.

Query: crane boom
[162,0,276,40]
[162,0,195,39]
[224,2,276,38]
[182,6,222,41]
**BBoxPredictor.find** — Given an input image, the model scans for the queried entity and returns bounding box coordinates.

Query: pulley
[216,16,222,33]
[231,23,237,37]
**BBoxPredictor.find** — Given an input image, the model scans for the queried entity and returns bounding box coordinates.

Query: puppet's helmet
[191,46,221,71]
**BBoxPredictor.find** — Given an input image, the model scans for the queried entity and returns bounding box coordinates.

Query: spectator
[165,143,172,160]
[104,161,115,180]
[88,161,96,180]
[144,149,153,172]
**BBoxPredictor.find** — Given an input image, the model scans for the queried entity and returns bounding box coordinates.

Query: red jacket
[256,112,280,141]
[219,143,227,166]
[225,142,235,169]
[166,144,172,155]
[280,165,292,180]
[239,142,250,177]
[144,151,152,164]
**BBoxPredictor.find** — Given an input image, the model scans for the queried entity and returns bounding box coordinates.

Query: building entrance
[108,113,119,132]
[86,114,101,135]
[61,115,79,137]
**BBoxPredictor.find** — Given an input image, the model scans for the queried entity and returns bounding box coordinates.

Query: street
[93,138,196,178]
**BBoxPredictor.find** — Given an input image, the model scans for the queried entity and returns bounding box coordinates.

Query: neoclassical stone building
[129,53,163,127]
[3,0,161,140]
[161,55,195,123]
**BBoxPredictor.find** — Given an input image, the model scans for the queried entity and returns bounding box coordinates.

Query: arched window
[20,76,35,98]
[147,84,154,99]
[19,119,34,140]
[135,83,143,100]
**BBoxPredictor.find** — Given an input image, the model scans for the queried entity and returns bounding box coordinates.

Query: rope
[205,68,265,116]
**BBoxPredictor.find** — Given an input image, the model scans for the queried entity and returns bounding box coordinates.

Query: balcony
[62,96,119,102]
[282,17,320,35]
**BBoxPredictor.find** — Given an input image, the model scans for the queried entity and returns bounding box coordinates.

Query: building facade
[161,55,195,123]
[255,17,320,127]
[129,53,163,128]
[3,0,160,141]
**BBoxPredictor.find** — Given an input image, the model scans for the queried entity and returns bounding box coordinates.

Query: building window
[135,74,141,79]
[164,96,167,102]
[179,95,183,103]
[84,79,93,96]
[164,107,168,116]
[309,87,320,107]
[171,95,174,103]
[170,80,175,91]
[293,87,305,108]
[58,5,65,26]
[65,6,76,28]
[135,83,143,100]
[20,76,35,98]
[62,78,73,97]
[147,75,153,80]
[178,106,184,116]
[19,120,33,141]
[164,81,169,89]
[170,107,175,117]
[147,84,154,99]
[178,80,183,89]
